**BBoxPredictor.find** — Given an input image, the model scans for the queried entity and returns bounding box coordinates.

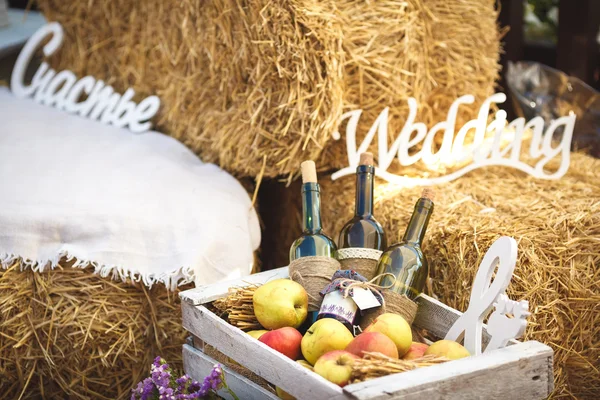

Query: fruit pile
[224,278,471,397]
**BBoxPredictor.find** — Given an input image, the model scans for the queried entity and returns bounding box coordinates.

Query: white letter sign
[332,95,576,186]
[445,236,530,355]
[11,23,160,133]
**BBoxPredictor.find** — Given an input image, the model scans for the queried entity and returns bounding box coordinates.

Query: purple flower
[132,359,235,400]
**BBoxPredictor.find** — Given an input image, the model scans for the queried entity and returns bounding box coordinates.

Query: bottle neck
[402,198,434,245]
[355,165,375,217]
[302,182,323,233]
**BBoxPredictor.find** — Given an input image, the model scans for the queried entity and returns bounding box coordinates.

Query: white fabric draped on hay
[0,87,261,290]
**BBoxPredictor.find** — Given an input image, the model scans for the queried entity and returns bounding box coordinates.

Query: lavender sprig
[132,357,238,400]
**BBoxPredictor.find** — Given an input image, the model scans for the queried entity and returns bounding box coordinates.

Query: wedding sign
[11,22,160,133]
[444,236,530,356]
[331,94,576,186]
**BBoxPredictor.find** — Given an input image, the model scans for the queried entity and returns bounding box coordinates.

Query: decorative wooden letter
[445,236,529,355]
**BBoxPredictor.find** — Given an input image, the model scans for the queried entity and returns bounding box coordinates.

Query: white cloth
[0,87,261,289]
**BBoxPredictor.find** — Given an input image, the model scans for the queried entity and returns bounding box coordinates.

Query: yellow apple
[253,279,308,329]
[276,387,296,400]
[425,340,470,360]
[246,330,268,340]
[364,313,412,357]
[313,350,359,387]
[296,360,313,371]
[301,319,354,365]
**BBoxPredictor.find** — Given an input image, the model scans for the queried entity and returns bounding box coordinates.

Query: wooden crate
[180,267,554,400]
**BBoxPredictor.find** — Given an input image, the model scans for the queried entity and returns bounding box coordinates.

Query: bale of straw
[36,0,501,180]
[315,151,600,398]
[0,259,191,400]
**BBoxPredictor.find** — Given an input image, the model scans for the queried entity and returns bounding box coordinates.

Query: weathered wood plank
[180,267,289,305]
[343,340,553,400]
[183,344,279,400]
[182,301,344,399]
[414,294,518,348]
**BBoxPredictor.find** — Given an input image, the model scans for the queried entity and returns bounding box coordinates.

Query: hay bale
[0,260,190,400]
[36,0,501,180]
[315,151,600,398]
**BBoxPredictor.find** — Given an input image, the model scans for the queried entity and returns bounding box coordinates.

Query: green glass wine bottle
[375,188,435,299]
[289,161,337,261]
[290,161,337,331]
[338,152,387,251]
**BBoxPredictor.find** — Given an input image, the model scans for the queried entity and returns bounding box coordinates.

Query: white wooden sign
[445,236,530,355]
[11,22,160,133]
[332,94,576,186]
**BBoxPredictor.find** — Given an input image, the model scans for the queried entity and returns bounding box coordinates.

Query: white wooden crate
[180,267,553,400]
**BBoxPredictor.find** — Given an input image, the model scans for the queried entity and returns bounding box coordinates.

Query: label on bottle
[351,287,381,310]
[318,290,357,325]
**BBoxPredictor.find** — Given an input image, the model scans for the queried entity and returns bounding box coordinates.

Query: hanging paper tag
[351,288,381,310]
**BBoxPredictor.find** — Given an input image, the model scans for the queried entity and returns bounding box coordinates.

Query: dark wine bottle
[338,152,387,251]
[375,188,435,299]
[289,161,337,261]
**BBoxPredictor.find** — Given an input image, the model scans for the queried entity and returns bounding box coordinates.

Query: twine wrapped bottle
[337,152,386,279]
[289,161,339,315]
[360,189,435,329]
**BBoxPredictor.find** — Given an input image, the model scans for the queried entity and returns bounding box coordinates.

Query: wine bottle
[375,188,435,299]
[289,161,337,261]
[338,152,387,251]
[289,161,337,330]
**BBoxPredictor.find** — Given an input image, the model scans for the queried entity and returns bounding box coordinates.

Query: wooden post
[498,0,525,119]
[557,0,600,88]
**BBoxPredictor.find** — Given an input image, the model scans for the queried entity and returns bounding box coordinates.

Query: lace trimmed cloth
[0,87,261,289]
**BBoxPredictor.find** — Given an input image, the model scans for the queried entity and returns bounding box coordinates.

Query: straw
[213,286,262,331]
[36,0,501,181]
[351,352,448,383]
[0,259,191,399]
[317,151,600,398]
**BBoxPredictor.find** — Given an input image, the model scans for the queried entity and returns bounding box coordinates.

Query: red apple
[259,327,302,359]
[313,350,359,387]
[402,342,429,360]
[345,332,399,359]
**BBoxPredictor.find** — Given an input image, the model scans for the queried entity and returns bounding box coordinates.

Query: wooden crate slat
[183,344,279,400]
[414,294,519,347]
[182,300,344,399]
[343,340,553,400]
[180,267,289,305]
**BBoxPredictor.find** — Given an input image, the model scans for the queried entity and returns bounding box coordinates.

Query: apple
[259,327,302,359]
[276,387,295,400]
[402,342,429,360]
[296,360,313,371]
[301,319,354,365]
[363,313,412,357]
[313,350,359,387]
[246,330,268,340]
[345,331,399,359]
[425,340,470,360]
[275,360,312,399]
[253,279,308,329]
